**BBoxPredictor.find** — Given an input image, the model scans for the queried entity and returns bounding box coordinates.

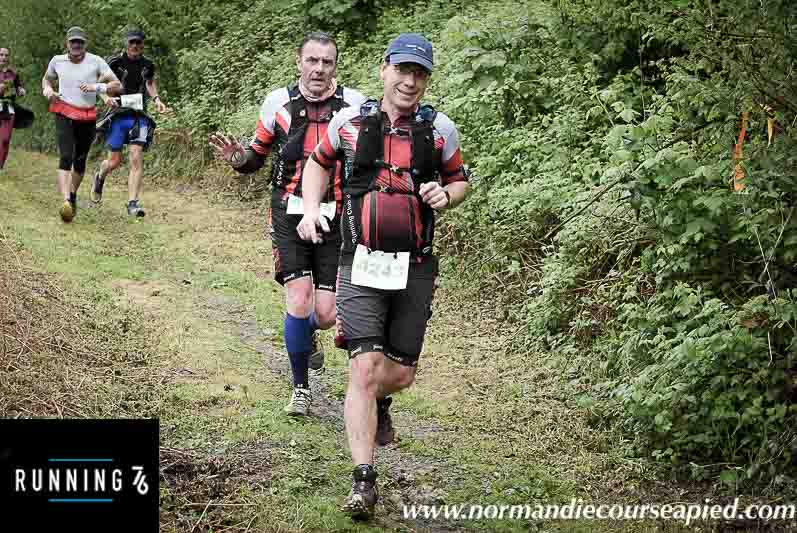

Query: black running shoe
[375,397,395,446]
[91,170,105,203]
[341,464,378,520]
[127,200,146,217]
[69,193,78,219]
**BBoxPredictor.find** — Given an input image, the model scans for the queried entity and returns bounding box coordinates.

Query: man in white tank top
[42,26,121,223]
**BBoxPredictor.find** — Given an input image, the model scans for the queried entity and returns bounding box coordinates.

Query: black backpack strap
[330,85,345,114]
[281,85,308,162]
[410,125,439,189]
[410,104,439,186]
[410,105,440,256]
[351,100,383,195]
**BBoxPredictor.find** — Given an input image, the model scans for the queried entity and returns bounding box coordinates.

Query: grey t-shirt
[45,53,115,109]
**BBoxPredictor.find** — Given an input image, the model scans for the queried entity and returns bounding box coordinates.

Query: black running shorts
[269,203,341,291]
[336,256,438,367]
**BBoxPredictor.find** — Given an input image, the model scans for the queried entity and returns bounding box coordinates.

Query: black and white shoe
[127,200,146,217]
[341,464,378,520]
[91,170,105,203]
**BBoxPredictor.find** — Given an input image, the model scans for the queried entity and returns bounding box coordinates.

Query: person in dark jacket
[91,28,169,217]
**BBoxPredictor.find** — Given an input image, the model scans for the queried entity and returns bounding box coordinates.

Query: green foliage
[442,10,555,127]
[4,0,797,485]
[439,0,797,478]
[305,0,392,31]
[538,0,797,475]
[603,285,797,477]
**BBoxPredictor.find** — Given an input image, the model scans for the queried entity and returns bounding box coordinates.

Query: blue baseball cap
[125,28,146,42]
[384,33,434,73]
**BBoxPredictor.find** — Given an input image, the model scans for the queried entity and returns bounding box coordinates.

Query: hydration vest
[342,100,441,256]
[271,84,345,197]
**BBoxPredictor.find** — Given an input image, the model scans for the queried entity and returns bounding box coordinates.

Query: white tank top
[45,53,114,109]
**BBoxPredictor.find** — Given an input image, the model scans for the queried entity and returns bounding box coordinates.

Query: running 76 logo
[131,466,150,495]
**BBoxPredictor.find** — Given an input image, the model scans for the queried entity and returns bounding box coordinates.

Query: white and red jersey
[250,85,366,206]
[312,103,468,256]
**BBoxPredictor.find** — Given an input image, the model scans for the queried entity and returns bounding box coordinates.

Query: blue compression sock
[285,313,312,388]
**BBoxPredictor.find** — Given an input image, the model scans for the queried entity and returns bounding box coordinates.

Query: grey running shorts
[336,256,438,367]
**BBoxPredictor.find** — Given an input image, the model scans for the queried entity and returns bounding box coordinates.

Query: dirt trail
[200,293,466,532]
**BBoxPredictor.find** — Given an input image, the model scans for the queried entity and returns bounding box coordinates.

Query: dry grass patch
[160,441,273,532]
[0,233,160,418]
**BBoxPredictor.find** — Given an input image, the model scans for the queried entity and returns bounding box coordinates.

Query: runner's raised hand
[209,132,246,166]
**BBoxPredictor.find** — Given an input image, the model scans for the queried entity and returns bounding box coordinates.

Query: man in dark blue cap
[91,27,170,217]
[297,32,470,520]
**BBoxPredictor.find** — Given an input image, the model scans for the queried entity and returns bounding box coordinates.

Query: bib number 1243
[351,244,410,290]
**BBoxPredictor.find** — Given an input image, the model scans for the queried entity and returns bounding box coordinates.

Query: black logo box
[0,419,158,532]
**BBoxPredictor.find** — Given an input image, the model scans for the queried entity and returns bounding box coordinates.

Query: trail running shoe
[59,200,74,223]
[91,170,105,203]
[375,397,395,446]
[127,200,146,217]
[283,387,311,417]
[342,464,378,520]
[309,330,325,371]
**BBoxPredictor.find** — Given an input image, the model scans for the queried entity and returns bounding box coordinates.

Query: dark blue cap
[385,33,434,72]
[125,28,145,42]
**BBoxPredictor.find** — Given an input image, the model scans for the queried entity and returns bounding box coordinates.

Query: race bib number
[121,93,144,110]
[286,194,336,220]
[351,244,410,290]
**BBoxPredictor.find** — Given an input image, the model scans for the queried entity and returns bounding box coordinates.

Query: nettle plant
[607,285,797,479]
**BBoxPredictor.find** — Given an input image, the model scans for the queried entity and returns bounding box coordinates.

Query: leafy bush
[602,285,797,478]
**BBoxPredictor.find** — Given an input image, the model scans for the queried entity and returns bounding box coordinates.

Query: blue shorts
[106,114,151,152]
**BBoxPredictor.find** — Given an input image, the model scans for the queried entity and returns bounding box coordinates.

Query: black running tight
[55,114,96,175]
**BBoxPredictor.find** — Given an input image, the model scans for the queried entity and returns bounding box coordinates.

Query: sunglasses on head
[69,39,86,45]
[129,39,144,45]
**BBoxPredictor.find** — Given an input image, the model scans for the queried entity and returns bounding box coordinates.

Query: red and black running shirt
[311,104,468,255]
[250,85,366,207]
